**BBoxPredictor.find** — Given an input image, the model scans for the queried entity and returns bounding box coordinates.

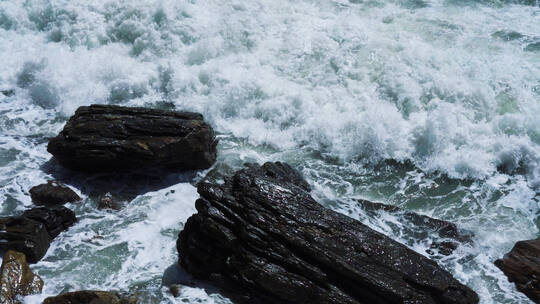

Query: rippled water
[0,0,539,303]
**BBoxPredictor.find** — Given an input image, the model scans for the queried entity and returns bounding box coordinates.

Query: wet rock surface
[47,104,217,172]
[177,162,479,304]
[495,238,540,303]
[29,181,80,206]
[0,207,76,263]
[43,290,137,304]
[97,193,122,211]
[357,200,473,256]
[0,250,43,304]
[0,217,51,264]
[21,206,76,238]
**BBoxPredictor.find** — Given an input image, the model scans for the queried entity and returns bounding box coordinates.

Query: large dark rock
[47,104,217,172]
[29,181,80,206]
[177,162,479,304]
[495,238,540,303]
[0,250,43,304]
[0,207,76,263]
[357,200,472,256]
[21,206,76,238]
[0,217,51,263]
[43,290,137,304]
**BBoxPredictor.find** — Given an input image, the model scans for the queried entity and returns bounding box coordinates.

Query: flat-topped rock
[495,238,540,302]
[47,104,217,172]
[177,162,479,304]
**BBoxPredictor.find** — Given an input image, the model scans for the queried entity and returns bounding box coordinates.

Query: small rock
[0,250,43,304]
[525,42,540,52]
[0,89,15,97]
[495,238,540,303]
[21,206,76,238]
[43,290,137,304]
[98,193,121,211]
[428,241,459,256]
[357,199,472,256]
[0,217,51,263]
[29,181,80,206]
[168,285,181,297]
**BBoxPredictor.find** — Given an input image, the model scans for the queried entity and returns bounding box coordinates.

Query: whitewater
[0,0,539,303]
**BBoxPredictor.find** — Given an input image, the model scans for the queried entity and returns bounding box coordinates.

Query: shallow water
[0,0,539,303]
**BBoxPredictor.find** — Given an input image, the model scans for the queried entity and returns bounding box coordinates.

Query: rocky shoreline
[0,104,535,303]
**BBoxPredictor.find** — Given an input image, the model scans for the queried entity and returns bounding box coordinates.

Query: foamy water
[0,0,539,303]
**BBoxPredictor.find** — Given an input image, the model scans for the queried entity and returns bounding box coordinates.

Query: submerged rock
[495,238,540,303]
[21,206,76,238]
[0,217,51,264]
[29,181,80,206]
[177,162,479,304]
[357,200,472,256]
[0,250,43,304]
[47,104,218,172]
[43,290,137,304]
[0,89,15,97]
[0,207,76,263]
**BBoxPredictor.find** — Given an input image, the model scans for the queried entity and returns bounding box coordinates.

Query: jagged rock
[0,217,51,263]
[47,104,217,172]
[0,207,76,263]
[177,162,479,304]
[43,290,137,304]
[0,250,43,304]
[495,238,540,303]
[357,200,472,256]
[29,181,80,206]
[21,206,76,238]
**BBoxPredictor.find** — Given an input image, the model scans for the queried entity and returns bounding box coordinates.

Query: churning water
[0,0,539,303]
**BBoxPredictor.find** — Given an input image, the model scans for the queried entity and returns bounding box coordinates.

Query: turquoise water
[0,0,539,303]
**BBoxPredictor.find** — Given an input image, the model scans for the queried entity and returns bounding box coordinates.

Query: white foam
[0,0,538,303]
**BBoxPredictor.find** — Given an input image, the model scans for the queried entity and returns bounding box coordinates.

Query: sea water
[0,0,538,303]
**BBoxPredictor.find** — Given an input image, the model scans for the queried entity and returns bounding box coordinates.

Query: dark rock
[21,206,76,238]
[495,238,540,303]
[427,241,459,256]
[0,89,15,97]
[169,285,181,298]
[47,104,218,172]
[29,181,80,206]
[0,250,43,304]
[0,217,51,263]
[177,162,479,304]
[0,207,76,263]
[357,200,472,256]
[97,193,122,211]
[43,290,137,304]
